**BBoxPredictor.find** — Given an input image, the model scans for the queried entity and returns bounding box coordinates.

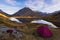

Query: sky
[0,0,60,15]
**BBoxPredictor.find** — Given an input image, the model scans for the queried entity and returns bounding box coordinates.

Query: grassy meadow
[0,22,60,40]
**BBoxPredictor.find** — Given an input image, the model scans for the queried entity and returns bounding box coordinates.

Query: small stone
[6,29,13,33]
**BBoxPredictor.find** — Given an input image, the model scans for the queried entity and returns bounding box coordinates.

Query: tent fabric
[36,26,53,37]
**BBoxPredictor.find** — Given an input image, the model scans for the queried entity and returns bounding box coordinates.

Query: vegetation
[0,22,60,40]
[0,16,60,40]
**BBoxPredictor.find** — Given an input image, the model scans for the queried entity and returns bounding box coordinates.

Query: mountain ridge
[0,9,10,16]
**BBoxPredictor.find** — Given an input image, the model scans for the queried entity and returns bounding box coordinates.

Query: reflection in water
[31,20,58,28]
[9,17,22,23]
[8,17,58,28]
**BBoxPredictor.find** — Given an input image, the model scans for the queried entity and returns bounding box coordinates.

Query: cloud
[5,0,20,6]
[52,0,60,4]
[0,4,21,15]
[25,0,48,11]
[25,0,60,13]
[0,0,60,14]
[42,0,60,13]
[42,4,60,13]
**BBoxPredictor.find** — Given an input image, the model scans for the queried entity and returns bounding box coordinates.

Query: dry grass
[0,23,60,40]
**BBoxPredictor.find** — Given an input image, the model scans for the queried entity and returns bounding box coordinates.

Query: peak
[23,7,30,9]
[24,7,29,9]
[21,7,32,11]
[13,7,35,16]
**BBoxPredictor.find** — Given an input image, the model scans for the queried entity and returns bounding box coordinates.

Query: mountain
[50,11,60,27]
[0,9,10,16]
[49,10,60,22]
[13,7,42,22]
[13,7,41,16]
[43,11,60,27]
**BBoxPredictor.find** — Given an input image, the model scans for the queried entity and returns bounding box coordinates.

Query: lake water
[31,20,58,28]
[9,17,58,28]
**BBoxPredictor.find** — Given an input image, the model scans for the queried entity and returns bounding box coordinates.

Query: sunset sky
[0,0,60,14]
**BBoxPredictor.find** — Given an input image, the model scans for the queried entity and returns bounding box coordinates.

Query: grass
[0,23,60,40]
[16,23,60,40]
[0,13,60,40]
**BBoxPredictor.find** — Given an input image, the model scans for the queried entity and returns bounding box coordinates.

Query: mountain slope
[12,7,41,22]
[43,11,60,27]
[0,9,10,16]
[13,7,41,16]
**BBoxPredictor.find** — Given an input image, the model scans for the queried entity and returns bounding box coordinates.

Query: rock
[0,27,23,38]
[12,31,23,38]
[6,29,13,34]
